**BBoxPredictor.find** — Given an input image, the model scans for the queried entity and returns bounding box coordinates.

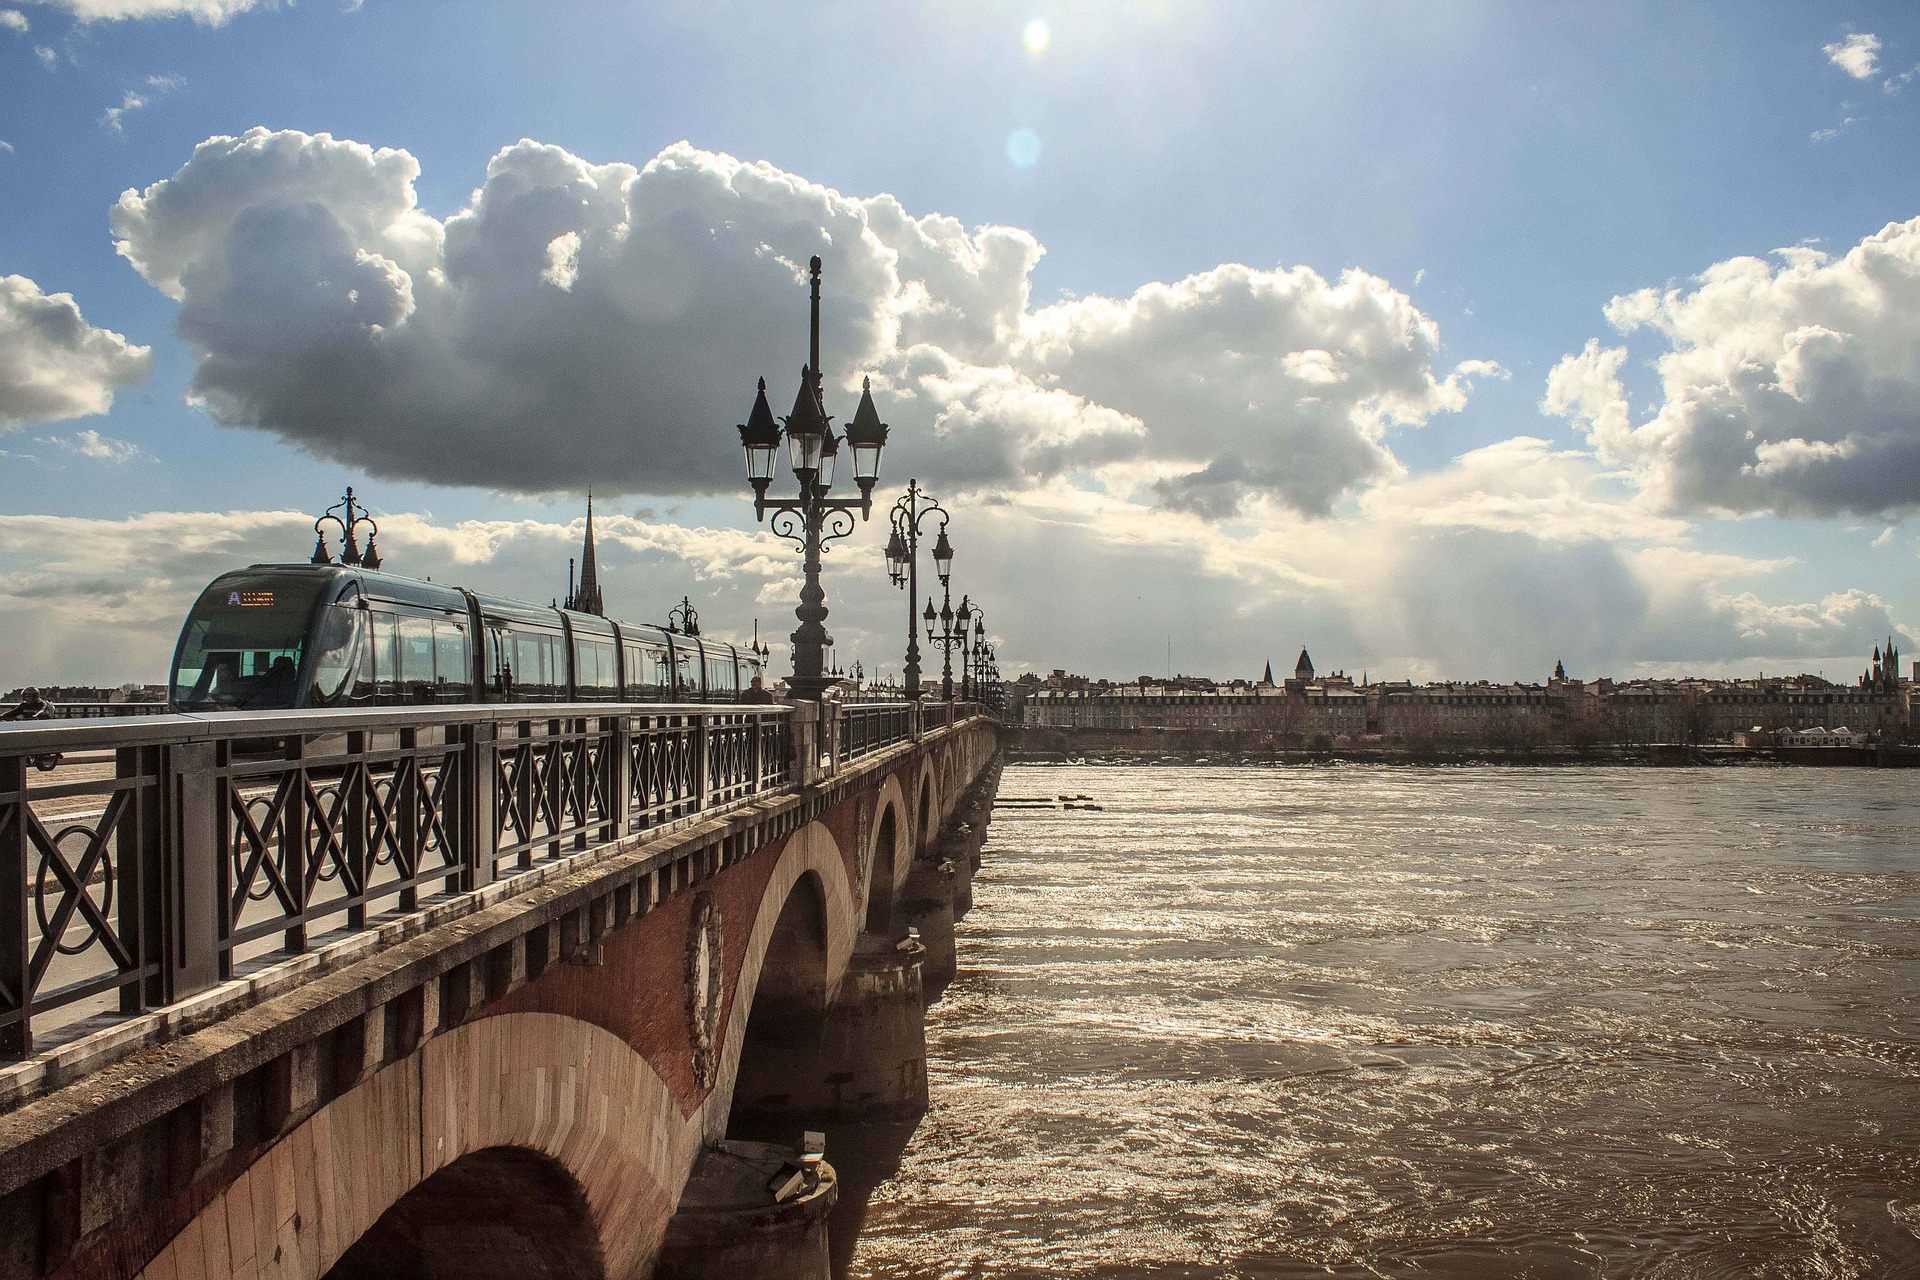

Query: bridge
[0,698,1002,1280]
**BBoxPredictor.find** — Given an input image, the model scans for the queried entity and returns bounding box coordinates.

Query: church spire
[565,492,604,616]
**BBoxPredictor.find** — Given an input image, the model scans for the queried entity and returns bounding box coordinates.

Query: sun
[1023,18,1050,55]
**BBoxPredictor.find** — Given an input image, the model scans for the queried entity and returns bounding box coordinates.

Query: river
[841,763,1920,1278]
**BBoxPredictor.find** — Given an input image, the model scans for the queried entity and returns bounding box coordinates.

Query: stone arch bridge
[0,698,1002,1279]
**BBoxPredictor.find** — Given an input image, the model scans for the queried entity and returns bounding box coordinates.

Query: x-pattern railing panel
[223,734,465,954]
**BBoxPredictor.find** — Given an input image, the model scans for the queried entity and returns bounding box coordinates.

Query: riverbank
[1004,726,1920,767]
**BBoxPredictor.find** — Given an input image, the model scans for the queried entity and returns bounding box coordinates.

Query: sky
[1,0,1918,688]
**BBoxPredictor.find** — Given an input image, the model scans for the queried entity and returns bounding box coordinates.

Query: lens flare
[1006,128,1043,168]
[1023,18,1050,54]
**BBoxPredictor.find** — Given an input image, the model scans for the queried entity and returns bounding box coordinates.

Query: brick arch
[937,742,964,828]
[135,1012,695,1280]
[913,757,940,856]
[701,819,854,1141]
[862,773,909,933]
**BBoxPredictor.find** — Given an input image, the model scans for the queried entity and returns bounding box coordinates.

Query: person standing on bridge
[743,675,774,704]
[2,688,63,770]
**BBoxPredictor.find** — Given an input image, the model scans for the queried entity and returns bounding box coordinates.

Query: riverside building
[1018,642,1914,748]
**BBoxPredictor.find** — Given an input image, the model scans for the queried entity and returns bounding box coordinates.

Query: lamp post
[883,480,950,702]
[924,589,970,702]
[310,486,382,570]
[735,256,889,701]
[966,606,988,704]
[666,595,700,636]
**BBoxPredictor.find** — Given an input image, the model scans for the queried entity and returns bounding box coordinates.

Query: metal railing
[838,703,913,762]
[0,702,795,1058]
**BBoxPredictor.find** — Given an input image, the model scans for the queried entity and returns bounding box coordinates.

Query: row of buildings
[1015,641,1915,747]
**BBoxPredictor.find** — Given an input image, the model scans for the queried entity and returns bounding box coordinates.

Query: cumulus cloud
[113,129,1486,515]
[0,274,152,426]
[29,0,264,24]
[0,9,27,30]
[1825,32,1881,80]
[1544,218,1920,517]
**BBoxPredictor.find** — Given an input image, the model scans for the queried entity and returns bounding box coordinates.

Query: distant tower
[1262,659,1275,686]
[1553,659,1566,682]
[563,493,605,616]
[1294,647,1314,682]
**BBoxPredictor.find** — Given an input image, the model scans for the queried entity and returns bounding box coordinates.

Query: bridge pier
[656,1141,837,1280]
[729,939,929,1130]
[903,751,1003,997]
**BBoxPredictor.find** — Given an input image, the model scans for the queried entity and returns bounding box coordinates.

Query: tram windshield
[172,573,332,710]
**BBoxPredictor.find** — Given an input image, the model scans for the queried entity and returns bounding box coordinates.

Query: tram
[167,564,766,711]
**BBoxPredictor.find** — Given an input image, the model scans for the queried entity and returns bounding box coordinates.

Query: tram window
[434,619,471,700]
[369,613,400,699]
[621,642,670,700]
[398,617,436,702]
[575,638,617,698]
[487,626,513,698]
[671,645,698,701]
[307,604,365,706]
[704,654,739,700]
[513,630,563,699]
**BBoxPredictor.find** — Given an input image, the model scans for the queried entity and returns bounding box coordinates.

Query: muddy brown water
[834,763,1920,1279]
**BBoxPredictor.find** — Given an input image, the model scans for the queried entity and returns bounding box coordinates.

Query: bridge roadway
[0,698,1003,1280]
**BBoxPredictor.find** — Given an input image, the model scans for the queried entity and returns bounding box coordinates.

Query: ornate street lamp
[965,606,988,703]
[667,596,700,636]
[310,486,382,571]
[925,588,970,702]
[734,256,889,701]
[886,482,952,701]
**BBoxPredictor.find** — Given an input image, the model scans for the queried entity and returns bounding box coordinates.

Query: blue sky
[1,0,1917,686]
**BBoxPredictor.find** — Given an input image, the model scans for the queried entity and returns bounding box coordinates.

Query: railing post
[694,710,710,812]
[280,736,308,953]
[166,741,222,998]
[750,710,765,797]
[0,755,29,1057]
[397,726,421,910]
[346,729,369,928]
[464,721,497,891]
[608,713,630,841]
[119,745,156,1015]
[789,700,820,786]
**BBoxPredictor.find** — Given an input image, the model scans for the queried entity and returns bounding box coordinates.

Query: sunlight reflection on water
[849,764,1920,1278]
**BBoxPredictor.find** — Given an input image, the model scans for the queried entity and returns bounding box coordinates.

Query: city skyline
[3,2,1919,687]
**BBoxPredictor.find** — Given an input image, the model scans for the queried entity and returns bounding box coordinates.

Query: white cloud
[0,140,13,153]
[1871,525,1895,547]
[50,427,146,462]
[28,0,265,24]
[0,9,27,30]
[0,274,152,426]
[1825,32,1881,80]
[113,129,1488,515]
[1545,217,1920,518]
[33,43,54,67]
[102,72,183,133]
